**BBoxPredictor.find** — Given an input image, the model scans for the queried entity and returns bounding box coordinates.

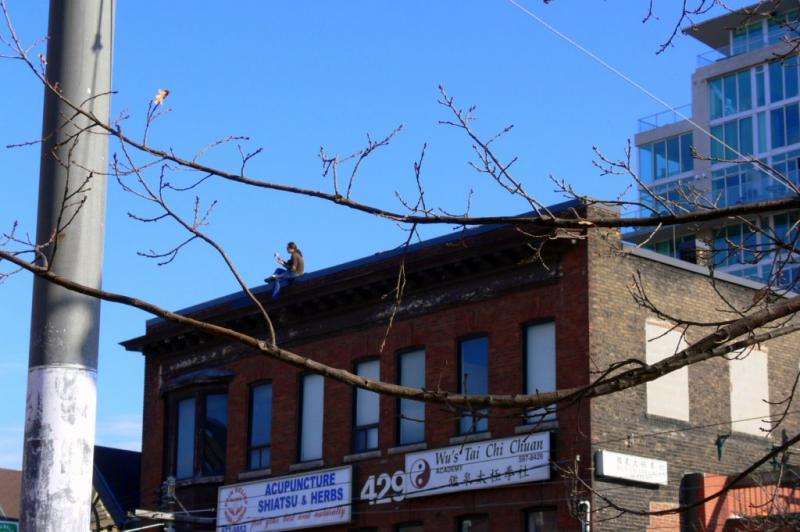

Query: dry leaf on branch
[154,88,170,106]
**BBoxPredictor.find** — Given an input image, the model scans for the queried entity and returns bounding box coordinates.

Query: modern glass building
[633,1,800,288]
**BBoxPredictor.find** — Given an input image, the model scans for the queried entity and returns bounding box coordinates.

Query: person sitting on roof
[265,241,305,298]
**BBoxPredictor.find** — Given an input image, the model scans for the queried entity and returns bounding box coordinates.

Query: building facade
[124,202,800,531]
[634,1,800,288]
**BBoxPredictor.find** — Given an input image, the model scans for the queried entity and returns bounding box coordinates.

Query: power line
[592,409,800,446]
[505,0,795,193]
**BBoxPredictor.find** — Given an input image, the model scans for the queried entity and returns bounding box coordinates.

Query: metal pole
[21,1,114,530]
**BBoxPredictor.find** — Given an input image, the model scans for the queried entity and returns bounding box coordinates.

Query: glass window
[711,125,724,159]
[654,240,672,256]
[715,223,746,267]
[732,25,748,55]
[175,398,196,480]
[771,103,800,149]
[739,116,754,155]
[726,174,742,204]
[398,349,425,445]
[772,107,786,148]
[653,141,667,179]
[666,136,680,176]
[733,21,764,54]
[787,103,800,145]
[724,120,739,159]
[743,223,758,264]
[737,70,752,112]
[768,16,785,43]
[770,61,785,103]
[756,66,766,107]
[524,322,556,424]
[248,383,272,470]
[758,112,767,153]
[723,74,737,116]
[786,60,799,99]
[729,224,743,265]
[709,78,723,119]
[640,134,692,181]
[459,515,489,532]
[680,134,693,173]
[202,393,228,476]
[300,374,324,462]
[639,144,653,183]
[771,58,800,104]
[711,70,754,119]
[769,11,799,44]
[526,509,557,532]
[354,359,380,453]
[772,148,800,188]
[459,337,489,434]
[714,228,730,267]
[747,21,764,50]
[173,390,228,479]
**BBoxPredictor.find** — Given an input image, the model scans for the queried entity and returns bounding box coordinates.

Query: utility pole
[20,1,114,530]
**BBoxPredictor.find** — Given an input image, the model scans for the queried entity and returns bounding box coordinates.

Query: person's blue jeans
[268,268,297,298]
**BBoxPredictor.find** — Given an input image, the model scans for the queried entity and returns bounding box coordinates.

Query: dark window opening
[354,359,380,453]
[459,337,489,435]
[248,382,272,470]
[459,514,489,532]
[170,389,228,480]
[398,349,425,445]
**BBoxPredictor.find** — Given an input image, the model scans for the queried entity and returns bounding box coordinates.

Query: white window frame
[299,373,324,462]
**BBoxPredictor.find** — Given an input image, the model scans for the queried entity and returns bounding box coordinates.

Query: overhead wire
[505,0,797,194]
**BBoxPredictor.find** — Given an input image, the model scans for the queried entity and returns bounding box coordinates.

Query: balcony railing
[696,46,730,67]
[714,177,799,208]
[638,104,692,133]
[696,24,800,67]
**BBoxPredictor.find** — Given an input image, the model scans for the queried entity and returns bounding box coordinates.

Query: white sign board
[403,432,550,499]
[595,450,668,485]
[217,465,352,531]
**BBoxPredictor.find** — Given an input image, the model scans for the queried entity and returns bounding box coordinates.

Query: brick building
[123,201,800,531]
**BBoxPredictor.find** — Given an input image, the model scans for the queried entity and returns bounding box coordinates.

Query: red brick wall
[139,240,592,530]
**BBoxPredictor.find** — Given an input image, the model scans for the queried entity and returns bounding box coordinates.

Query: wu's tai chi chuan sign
[359,432,551,504]
[217,465,352,531]
[404,432,551,498]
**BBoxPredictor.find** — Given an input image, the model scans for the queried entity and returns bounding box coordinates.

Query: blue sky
[0,0,753,469]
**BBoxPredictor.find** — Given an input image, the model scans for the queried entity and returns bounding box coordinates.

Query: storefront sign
[0,520,18,532]
[595,450,668,485]
[402,432,550,499]
[216,465,352,531]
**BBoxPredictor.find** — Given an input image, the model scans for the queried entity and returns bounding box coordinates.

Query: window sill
[644,413,692,429]
[730,429,773,443]
[343,450,382,463]
[175,475,224,487]
[388,442,427,455]
[449,432,492,445]
[289,459,324,472]
[515,420,558,434]
[238,468,272,481]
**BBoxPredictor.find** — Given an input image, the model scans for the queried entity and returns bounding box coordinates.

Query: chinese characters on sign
[216,465,352,532]
[595,450,668,485]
